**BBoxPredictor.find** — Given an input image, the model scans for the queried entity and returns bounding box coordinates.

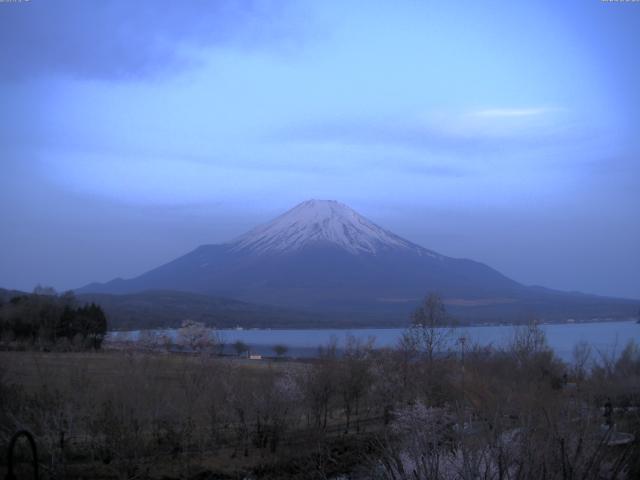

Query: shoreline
[107,316,638,334]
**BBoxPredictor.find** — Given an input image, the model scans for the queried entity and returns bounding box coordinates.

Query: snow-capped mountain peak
[229,199,436,256]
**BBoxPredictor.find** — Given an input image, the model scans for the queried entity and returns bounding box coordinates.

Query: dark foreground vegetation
[1,316,639,479]
[0,287,107,351]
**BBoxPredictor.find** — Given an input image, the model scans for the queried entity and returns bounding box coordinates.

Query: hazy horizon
[1,1,639,299]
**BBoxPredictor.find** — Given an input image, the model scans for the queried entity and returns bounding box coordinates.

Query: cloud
[469,107,560,118]
[277,108,575,156]
[279,118,482,153]
[0,0,307,81]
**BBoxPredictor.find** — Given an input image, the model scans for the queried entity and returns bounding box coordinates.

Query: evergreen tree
[0,291,108,350]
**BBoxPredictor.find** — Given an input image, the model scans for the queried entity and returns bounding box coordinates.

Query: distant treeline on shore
[0,286,107,350]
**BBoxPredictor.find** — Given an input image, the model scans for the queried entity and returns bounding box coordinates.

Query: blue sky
[1,0,639,298]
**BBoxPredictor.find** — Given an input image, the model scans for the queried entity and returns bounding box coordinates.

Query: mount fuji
[79,200,637,324]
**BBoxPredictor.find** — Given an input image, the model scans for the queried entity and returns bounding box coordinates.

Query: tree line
[0,286,107,350]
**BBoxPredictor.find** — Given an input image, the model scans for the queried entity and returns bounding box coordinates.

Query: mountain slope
[79,200,522,306]
[78,200,637,322]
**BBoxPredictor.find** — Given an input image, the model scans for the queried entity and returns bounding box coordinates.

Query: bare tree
[233,340,249,357]
[338,335,374,433]
[572,340,593,382]
[273,344,288,359]
[404,293,454,363]
[510,321,548,356]
[300,338,339,430]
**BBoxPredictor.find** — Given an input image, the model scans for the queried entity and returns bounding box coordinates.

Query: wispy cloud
[469,107,561,118]
[278,107,575,156]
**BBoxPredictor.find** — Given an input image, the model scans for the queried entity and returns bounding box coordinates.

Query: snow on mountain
[229,199,439,256]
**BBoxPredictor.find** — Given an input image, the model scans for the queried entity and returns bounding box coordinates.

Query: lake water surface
[113,320,639,361]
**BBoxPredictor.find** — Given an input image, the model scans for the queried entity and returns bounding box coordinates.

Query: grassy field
[1,331,639,479]
[0,350,370,479]
[0,350,280,390]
